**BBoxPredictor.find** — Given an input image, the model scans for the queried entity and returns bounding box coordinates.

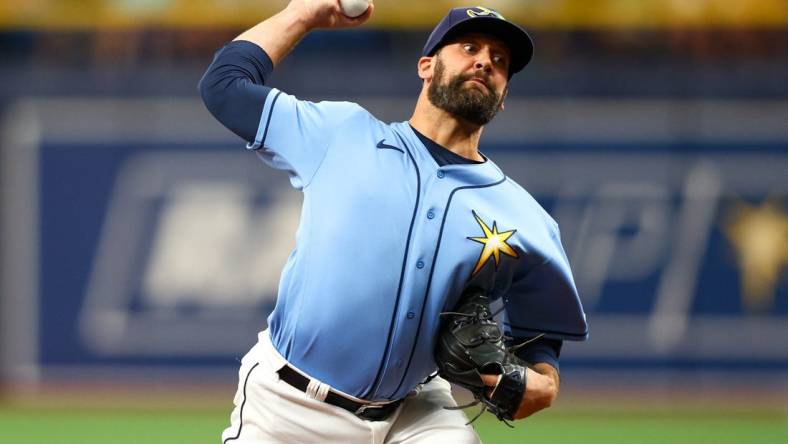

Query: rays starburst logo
[467,210,519,276]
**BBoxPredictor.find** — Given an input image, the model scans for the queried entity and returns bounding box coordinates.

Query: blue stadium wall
[1,30,786,384]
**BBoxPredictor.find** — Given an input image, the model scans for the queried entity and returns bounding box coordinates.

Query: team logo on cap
[466,6,504,19]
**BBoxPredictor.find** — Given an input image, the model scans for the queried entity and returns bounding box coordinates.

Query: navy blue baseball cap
[422,6,534,77]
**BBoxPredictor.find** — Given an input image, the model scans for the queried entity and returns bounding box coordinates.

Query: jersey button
[427,211,435,220]
[436,171,445,179]
[416,260,425,269]
[407,311,415,319]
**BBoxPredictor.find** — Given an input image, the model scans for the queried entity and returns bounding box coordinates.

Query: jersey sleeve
[508,336,562,371]
[199,39,366,190]
[502,220,589,342]
[247,90,365,189]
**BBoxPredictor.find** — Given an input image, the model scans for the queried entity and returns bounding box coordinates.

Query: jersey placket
[372,166,454,400]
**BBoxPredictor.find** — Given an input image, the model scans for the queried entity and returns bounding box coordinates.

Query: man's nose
[474,51,493,73]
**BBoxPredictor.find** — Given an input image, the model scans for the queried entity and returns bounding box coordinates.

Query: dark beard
[427,58,503,126]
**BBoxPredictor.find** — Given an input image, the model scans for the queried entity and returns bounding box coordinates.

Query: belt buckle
[355,403,382,416]
[355,403,392,421]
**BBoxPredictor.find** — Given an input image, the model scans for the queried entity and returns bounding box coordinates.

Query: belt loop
[306,378,329,402]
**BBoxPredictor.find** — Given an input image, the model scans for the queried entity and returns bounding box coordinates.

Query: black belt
[277,365,402,421]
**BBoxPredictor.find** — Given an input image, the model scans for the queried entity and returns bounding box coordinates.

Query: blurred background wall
[1,0,786,427]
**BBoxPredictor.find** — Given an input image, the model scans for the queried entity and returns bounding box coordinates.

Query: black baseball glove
[434,287,533,425]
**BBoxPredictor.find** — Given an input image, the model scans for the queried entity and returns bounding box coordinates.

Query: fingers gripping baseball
[297,0,373,29]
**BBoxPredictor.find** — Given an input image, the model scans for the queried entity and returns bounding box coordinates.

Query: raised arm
[198,0,372,142]
[234,0,374,66]
[198,1,375,187]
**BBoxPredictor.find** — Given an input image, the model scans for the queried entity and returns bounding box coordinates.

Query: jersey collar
[397,122,507,186]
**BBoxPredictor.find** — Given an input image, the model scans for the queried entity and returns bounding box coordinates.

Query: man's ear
[500,86,509,111]
[417,56,434,81]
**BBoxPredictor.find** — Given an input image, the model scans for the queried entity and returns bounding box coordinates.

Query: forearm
[233,2,311,67]
[513,363,559,420]
[233,0,374,66]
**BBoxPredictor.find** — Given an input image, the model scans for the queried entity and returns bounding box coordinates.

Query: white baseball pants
[221,330,481,444]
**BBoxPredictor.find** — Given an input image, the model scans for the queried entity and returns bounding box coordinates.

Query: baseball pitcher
[199,1,587,442]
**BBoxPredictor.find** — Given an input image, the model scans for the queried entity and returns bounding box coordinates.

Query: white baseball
[339,0,371,18]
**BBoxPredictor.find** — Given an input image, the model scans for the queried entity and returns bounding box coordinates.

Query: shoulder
[283,92,371,117]
[314,99,370,117]
[503,176,560,234]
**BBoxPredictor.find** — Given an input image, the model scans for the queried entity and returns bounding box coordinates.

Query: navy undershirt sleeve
[511,337,563,371]
[198,40,275,143]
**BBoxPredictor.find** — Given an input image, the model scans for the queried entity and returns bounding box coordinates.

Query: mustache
[455,71,494,92]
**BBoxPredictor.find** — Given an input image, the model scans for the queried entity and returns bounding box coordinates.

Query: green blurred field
[2,404,786,444]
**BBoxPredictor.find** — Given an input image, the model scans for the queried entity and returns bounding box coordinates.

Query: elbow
[530,373,559,413]
[531,363,560,411]
[198,73,219,115]
[539,378,558,410]
[197,72,206,98]
[198,73,236,132]
[513,372,558,420]
[198,64,235,119]
[197,68,210,102]
[527,380,557,415]
[196,67,265,143]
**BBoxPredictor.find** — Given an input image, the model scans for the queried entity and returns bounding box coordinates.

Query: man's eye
[463,43,477,52]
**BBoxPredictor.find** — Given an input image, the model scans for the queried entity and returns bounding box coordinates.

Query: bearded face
[427,55,505,126]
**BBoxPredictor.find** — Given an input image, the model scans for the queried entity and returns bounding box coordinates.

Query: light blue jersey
[248,88,588,402]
